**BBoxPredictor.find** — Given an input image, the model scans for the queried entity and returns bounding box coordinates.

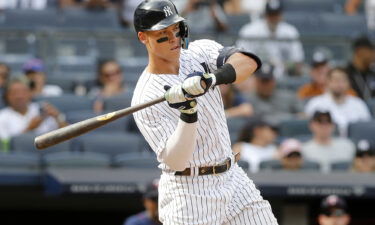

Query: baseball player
[131,0,279,224]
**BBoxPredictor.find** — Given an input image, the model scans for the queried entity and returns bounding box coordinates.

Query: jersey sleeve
[189,39,224,73]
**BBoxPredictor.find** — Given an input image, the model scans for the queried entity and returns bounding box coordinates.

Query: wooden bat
[34,96,165,150]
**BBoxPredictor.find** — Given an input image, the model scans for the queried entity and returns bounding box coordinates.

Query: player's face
[140,23,181,62]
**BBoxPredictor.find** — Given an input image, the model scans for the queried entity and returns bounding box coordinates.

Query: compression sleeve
[160,119,198,171]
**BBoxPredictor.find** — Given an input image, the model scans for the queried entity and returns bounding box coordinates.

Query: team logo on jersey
[163,6,173,17]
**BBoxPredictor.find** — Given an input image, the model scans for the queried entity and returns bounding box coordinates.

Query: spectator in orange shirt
[298,50,357,101]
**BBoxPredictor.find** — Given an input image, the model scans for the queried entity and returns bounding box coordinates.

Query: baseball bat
[34,96,165,150]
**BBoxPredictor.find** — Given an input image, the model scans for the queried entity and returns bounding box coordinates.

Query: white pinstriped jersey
[132,39,232,170]
[131,39,278,225]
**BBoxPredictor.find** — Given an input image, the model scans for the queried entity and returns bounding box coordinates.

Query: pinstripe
[132,39,277,225]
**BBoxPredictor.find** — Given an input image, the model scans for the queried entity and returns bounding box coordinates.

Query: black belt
[175,153,241,176]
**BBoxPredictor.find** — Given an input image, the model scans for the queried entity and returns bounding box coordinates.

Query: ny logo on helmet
[163,6,173,17]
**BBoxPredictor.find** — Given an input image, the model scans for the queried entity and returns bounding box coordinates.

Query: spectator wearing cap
[302,111,355,173]
[305,67,371,137]
[23,58,63,97]
[298,51,357,101]
[236,0,305,78]
[260,138,320,171]
[219,84,253,118]
[318,195,351,225]
[124,180,161,225]
[346,36,375,101]
[232,117,278,173]
[247,63,304,125]
[351,139,375,173]
[0,77,67,143]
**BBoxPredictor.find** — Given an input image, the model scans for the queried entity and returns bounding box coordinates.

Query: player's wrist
[213,63,236,86]
[180,112,197,123]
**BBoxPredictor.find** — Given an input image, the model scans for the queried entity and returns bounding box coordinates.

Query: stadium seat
[331,161,351,171]
[34,94,94,113]
[237,160,250,171]
[367,98,375,116]
[277,76,310,91]
[46,77,76,93]
[227,117,249,143]
[278,119,311,138]
[103,92,134,111]
[11,133,71,152]
[66,110,129,132]
[79,132,146,157]
[226,14,250,35]
[284,0,337,13]
[113,152,159,168]
[58,8,121,30]
[348,120,375,142]
[318,14,367,38]
[0,9,58,29]
[259,159,320,171]
[0,152,40,169]
[43,151,111,168]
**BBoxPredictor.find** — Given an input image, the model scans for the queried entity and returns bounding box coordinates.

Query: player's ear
[138,31,147,45]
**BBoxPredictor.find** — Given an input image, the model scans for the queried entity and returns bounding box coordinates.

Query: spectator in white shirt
[0,77,67,140]
[302,111,355,173]
[232,118,278,173]
[236,0,305,78]
[23,58,63,98]
[305,67,372,137]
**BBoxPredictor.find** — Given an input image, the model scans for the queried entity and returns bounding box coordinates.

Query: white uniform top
[236,19,304,78]
[0,102,59,139]
[304,93,371,137]
[132,39,233,171]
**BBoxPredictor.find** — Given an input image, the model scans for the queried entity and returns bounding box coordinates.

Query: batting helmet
[133,0,189,49]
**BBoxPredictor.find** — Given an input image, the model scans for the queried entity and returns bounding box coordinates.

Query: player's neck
[147,55,180,75]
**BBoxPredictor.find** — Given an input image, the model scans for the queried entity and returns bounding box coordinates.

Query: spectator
[174,0,228,33]
[345,0,375,30]
[124,180,161,225]
[302,111,355,173]
[119,0,143,27]
[318,195,351,225]
[248,63,304,124]
[346,36,375,101]
[0,0,48,9]
[88,59,128,113]
[299,50,357,101]
[0,77,67,141]
[220,84,253,118]
[305,67,372,137]
[232,118,278,173]
[0,63,10,91]
[351,139,375,173]
[23,58,63,98]
[224,0,266,21]
[236,0,305,78]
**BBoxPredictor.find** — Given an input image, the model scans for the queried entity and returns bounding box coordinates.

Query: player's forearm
[161,119,198,171]
[226,52,258,84]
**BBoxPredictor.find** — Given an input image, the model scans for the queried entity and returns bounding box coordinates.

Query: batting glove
[182,72,216,98]
[164,85,198,123]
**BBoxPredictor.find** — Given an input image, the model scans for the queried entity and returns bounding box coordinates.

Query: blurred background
[0,0,374,225]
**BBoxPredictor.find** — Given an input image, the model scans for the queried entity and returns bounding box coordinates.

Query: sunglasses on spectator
[356,152,374,157]
[286,151,301,158]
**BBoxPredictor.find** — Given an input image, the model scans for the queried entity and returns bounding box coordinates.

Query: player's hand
[164,85,197,114]
[182,72,215,98]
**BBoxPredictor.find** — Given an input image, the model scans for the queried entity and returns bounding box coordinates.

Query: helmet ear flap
[179,21,189,49]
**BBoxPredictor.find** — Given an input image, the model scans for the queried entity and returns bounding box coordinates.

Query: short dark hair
[352,36,374,50]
